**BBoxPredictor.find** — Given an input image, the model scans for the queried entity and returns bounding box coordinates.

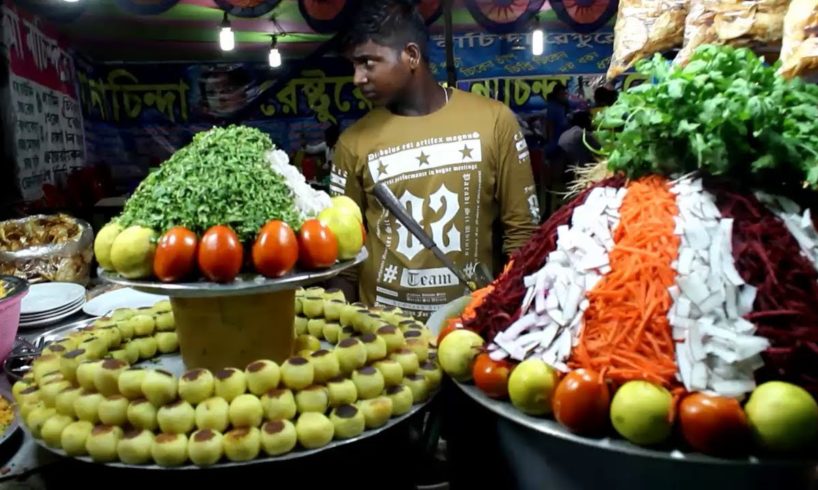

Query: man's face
[348,40,412,107]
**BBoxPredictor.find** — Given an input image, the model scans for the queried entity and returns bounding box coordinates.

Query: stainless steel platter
[456,381,817,467]
[22,316,436,470]
[98,249,367,298]
[26,399,430,470]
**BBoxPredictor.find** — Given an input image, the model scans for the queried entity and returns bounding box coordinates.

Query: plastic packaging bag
[675,0,788,66]
[778,0,818,78]
[607,0,689,79]
[0,215,94,285]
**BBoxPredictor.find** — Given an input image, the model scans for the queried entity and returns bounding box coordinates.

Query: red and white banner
[3,3,85,201]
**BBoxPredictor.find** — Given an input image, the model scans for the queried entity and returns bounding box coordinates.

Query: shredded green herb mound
[117,125,301,241]
[597,45,818,190]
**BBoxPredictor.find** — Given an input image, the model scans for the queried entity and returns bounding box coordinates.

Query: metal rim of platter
[19,314,437,469]
[97,248,368,298]
[24,402,430,470]
[454,381,818,467]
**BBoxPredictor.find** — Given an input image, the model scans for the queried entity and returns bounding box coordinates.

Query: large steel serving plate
[98,249,368,298]
[23,316,435,470]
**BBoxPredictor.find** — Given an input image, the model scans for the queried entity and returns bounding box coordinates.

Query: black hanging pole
[443,0,457,87]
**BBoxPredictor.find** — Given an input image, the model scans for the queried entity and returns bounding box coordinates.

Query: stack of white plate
[19,283,86,329]
[82,288,167,317]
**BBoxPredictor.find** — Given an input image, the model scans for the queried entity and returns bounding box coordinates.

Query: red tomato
[472,353,512,399]
[678,392,750,456]
[198,225,243,283]
[437,319,461,346]
[552,369,610,435]
[153,226,198,282]
[297,219,338,269]
[252,221,298,278]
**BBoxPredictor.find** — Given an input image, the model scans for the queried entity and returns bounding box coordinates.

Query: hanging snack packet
[778,0,818,78]
[674,0,789,66]
[607,0,688,79]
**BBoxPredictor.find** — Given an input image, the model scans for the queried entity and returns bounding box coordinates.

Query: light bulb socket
[221,12,231,29]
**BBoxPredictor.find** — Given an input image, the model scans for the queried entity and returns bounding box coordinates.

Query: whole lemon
[318,207,363,261]
[110,226,158,279]
[508,359,558,416]
[94,222,124,271]
[330,196,363,224]
[745,381,818,452]
[610,381,672,446]
[438,329,484,382]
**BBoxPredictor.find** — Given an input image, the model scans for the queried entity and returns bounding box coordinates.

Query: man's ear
[404,43,422,70]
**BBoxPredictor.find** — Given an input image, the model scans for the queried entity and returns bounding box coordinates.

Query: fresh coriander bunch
[596,45,818,190]
[117,125,301,241]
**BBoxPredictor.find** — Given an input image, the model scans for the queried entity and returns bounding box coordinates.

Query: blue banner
[78,27,640,189]
[428,29,616,79]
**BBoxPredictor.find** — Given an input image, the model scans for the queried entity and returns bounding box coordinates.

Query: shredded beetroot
[464,177,626,343]
[709,182,818,395]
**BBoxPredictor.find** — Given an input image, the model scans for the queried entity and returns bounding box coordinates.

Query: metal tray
[455,381,818,467]
[27,400,430,470]
[98,248,367,298]
[23,317,436,469]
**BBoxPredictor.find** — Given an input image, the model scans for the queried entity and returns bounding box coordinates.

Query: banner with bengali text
[3,3,85,201]
[78,26,640,186]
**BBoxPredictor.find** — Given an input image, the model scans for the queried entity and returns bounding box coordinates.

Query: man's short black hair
[342,0,429,61]
[325,124,340,143]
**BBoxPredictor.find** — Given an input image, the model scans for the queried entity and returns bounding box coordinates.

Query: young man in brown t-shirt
[330,0,538,318]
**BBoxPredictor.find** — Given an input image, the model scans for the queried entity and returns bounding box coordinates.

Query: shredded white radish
[756,192,818,275]
[267,149,332,219]
[669,176,767,398]
[489,186,626,369]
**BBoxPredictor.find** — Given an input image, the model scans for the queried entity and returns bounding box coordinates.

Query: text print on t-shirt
[392,184,460,261]
[367,133,483,310]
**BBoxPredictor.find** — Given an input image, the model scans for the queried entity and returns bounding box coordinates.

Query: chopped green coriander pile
[596,45,818,190]
[117,125,301,241]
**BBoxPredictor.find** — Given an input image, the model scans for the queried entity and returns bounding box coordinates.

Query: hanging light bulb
[219,12,235,52]
[532,14,544,56]
[268,36,282,68]
[63,0,80,3]
[532,28,544,56]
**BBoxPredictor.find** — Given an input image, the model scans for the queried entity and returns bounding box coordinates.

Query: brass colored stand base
[172,290,295,371]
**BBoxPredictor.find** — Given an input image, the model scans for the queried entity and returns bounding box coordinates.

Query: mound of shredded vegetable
[466,173,818,398]
[571,176,680,388]
[118,125,302,241]
[464,177,626,342]
[711,182,818,394]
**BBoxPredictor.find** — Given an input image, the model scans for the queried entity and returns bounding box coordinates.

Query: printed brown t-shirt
[331,89,538,319]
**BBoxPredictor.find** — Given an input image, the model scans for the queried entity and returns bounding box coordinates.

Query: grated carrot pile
[570,176,681,388]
